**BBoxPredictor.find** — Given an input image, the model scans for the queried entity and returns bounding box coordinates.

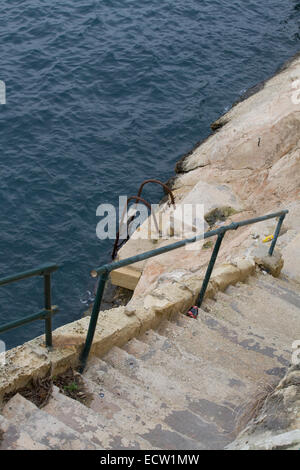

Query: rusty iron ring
[137,179,175,207]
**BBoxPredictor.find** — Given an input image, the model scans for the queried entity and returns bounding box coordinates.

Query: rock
[179,180,244,219]
[227,365,300,450]
[235,258,256,281]
[284,201,300,232]
[210,264,241,291]
[252,245,284,277]
[176,56,300,174]
[276,229,298,250]
[227,429,300,450]
[249,219,286,242]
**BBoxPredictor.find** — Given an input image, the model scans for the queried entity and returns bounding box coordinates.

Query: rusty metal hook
[112,195,159,259]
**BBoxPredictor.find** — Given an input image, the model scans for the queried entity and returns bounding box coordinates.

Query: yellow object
[263,235,274,243]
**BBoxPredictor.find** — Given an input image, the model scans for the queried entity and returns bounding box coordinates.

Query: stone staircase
[1,271,299,450]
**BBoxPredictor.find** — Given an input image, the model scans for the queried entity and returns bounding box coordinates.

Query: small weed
[53,368,92,406]
[64,382,78,393]
[203,240,214,249]
[3,367,92,409]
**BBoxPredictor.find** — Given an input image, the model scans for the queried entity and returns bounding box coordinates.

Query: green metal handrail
[79,209,288,371]
[0,262,59,348]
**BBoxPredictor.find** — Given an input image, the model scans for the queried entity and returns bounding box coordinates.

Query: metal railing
[0,209,288,367]
[0,262,59,348]
[79,209,288,371]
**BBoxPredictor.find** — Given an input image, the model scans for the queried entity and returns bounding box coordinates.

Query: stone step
[228,274,300,314]
[223,281,300,343]
[206,291,293,350]
[204,298,290,380]
[103,346,233,449]
[85,355,226,446]
[248,273,300,311]
[139,322,286,414]
[209,293,294,354]
[0,414,49,450]
[204,301,291,375]
[2,271,297,451]
[136,424,206,451]
[84,357,211,450]
[85,355,174,418]
[124,332,246,404]
[109,342,240,409]
[44,385,145,450]
[157,311,284,388]
[132,329,170,351]
[123,334,241,435]
[254,272,300,296]
[2,394,97,450]
[81,368,161,449]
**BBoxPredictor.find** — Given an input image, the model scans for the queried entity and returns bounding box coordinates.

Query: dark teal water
[1,0,300,349]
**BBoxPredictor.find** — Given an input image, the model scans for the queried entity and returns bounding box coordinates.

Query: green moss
[205,206,238,227]
[203,240,214,250]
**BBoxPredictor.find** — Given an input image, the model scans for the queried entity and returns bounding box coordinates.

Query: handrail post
[79,270,109,372]
[197,231,225,308]
[269,214,286,256]
[44,273,52,348]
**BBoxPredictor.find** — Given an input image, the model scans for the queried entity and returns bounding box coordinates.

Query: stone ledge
[252,245,284,277]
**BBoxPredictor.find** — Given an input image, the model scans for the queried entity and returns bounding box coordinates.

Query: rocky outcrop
[112,53,300,305]
[228,365,300,450]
